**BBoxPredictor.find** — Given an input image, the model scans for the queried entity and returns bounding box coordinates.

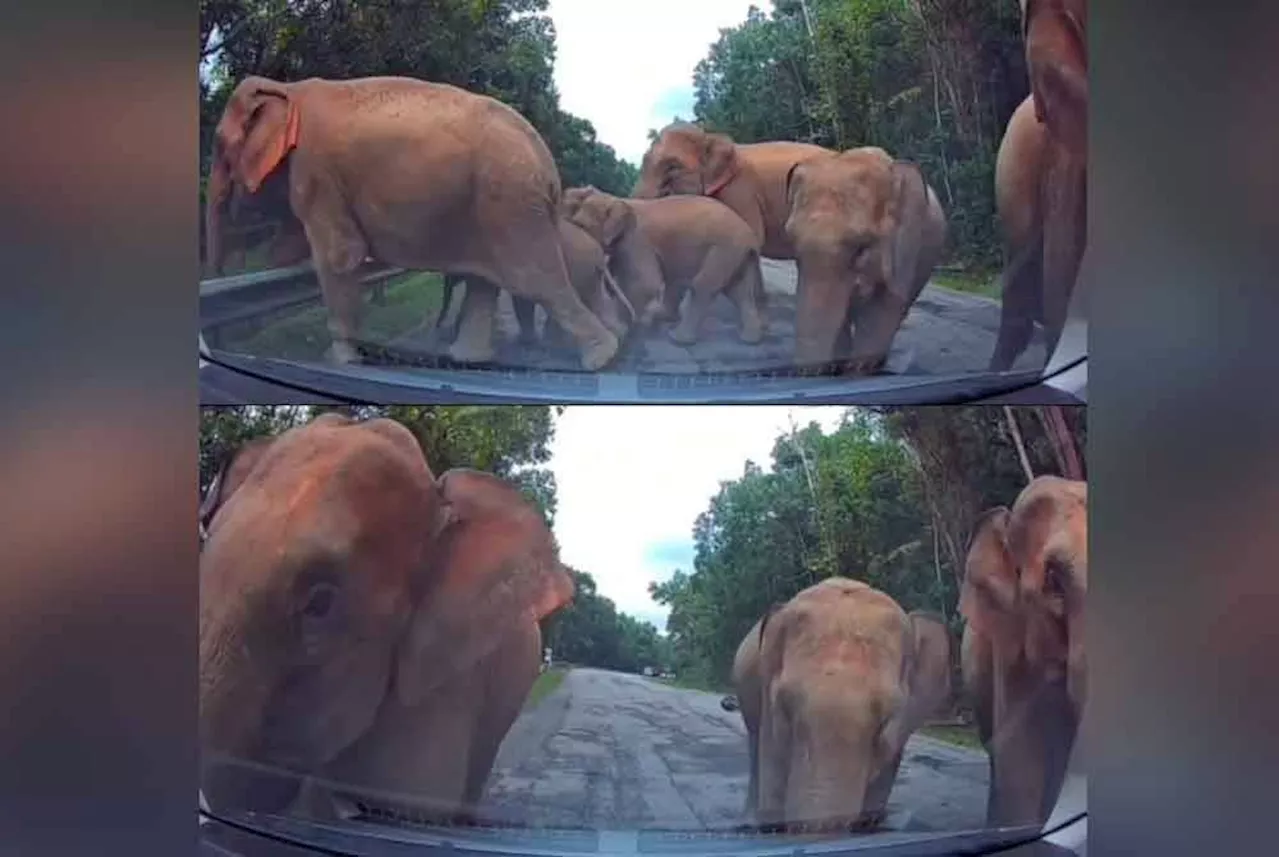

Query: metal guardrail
[199,260,404,348]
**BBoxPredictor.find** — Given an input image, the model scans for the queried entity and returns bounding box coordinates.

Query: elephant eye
[300,581,339,621]
[1044,558,1069,595]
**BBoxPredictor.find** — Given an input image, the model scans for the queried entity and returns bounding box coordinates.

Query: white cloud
[548,406,847,632]
[546,0,758,163]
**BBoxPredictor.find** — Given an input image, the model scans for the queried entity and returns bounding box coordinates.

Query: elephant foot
[844,355,887,376]
[739,321,765,344]
[448,337,497,365]
[326,340,361,365]
[578,330,620,371]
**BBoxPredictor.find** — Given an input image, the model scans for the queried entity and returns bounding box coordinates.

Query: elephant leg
[845,290,911,375]
[659,280,683,323]
[511,295,539,346]
[792,267,854,373]
[670,248,739,345]
[989,236,1044,371]
[437,275,463,344]
[1039,155,1086,360]
[302,196,370,365]
[447,277,500,364]
[589,278,630,340]
[500,241,618,370]
[727,257,766,344]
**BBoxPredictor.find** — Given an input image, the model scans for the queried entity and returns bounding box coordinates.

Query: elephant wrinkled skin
[198,414,575,823]
[990,0,1088,370]
[784,148,947,374]
[732,578,952,832]
[204,75,620,370]
[960,475,1087,828]
[634,122,831,260]
[562,186,765,346]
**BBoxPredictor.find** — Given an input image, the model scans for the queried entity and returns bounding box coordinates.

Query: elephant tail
[601,267,637,325]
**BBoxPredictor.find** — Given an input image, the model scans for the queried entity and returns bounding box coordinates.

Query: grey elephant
[204,75,620,370]
[199,414,576,824]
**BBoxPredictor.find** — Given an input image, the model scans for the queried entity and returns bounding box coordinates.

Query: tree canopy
[199,0,638,207]
[688,0,1029,271]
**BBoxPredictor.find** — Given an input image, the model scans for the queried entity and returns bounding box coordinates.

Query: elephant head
[742,578,952,832]
[1021,0,1088,158]
[961,475,1088,722]
[198,414,574,814]
[204,76,302,276]
[561,186,665,328]
[633,122,739,200]
[783,148,946,370]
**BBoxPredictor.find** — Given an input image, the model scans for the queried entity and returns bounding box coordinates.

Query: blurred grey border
[0,2,1275,856]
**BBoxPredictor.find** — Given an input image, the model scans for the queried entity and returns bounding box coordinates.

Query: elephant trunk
[785,698,878,832]
[204,158,233,278]
[611,229,666,328]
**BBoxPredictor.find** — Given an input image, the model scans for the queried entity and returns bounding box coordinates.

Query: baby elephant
[732,578,952,833]
[438,218,636,353]
[562,186,766,346]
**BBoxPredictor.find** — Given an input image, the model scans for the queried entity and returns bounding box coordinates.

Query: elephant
[198,413,576,824]
[562,186,766,346]
[783,147,948,374]
[204,75,620,370]
[731,578,952,832]
[959,475,1087,828]
[989,0,1088,370]
[435,216,637,352]
[634,122,831,261]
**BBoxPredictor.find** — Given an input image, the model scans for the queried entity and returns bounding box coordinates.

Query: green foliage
[199,0,638,218]
[541,569,671,674]
[690,0,1029,271]
[650,406,1086,693]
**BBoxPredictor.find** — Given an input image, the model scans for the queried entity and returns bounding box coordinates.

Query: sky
[545,0,759,164]
[548,406,847,633]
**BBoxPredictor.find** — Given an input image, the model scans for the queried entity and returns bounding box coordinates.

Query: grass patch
[524,667,568,710]
[920,723,984,751]
[654,674,731,695]
[931,269,1001,301]
[232,270,446,361]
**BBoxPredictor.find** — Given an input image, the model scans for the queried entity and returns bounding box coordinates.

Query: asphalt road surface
[475,668,989,834]
[390,260,1047,375]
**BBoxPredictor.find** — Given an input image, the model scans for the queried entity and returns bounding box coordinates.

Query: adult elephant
[784,148,947,373]
[198,413,575,824]
[204,75,620,370]
[436,217,637,351]
[633,122,830,260]
[732,578,951,832]
[990,0,1088,370]
[562,186,765,346]
[960,475,1087,828]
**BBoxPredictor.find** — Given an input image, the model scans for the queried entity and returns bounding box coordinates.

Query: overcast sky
[548,406,847,632]
[545,0,757,164]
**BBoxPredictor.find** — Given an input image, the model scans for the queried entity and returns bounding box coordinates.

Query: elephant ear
[882,161,937,295]
[886,611,952,751]
[700,132,739,196]
[959,506,1024,653]
[219,77,301,195]
[1023,0,1088,154]
[600,199,638,249]
[394,469,576,708]
[199,434,279,540]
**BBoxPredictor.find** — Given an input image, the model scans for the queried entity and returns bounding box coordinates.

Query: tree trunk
[1003,407,1035,484]
[1036,406,1085,480]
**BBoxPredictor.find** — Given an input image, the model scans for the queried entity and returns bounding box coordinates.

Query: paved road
[393,260,1045,375]
[475,668,989,834]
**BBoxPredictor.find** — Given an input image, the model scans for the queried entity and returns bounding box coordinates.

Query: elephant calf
[562,186,766,346]
[732,578,952,833]
[437,217,636,353]
[199,413,575,824]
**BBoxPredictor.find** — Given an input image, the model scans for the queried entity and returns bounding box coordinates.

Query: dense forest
[202,0,1031,274]
[201,404,1083,696]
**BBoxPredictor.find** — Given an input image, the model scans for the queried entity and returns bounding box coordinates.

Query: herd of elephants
[198,414,1087,835]
[202,0,1087,377]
